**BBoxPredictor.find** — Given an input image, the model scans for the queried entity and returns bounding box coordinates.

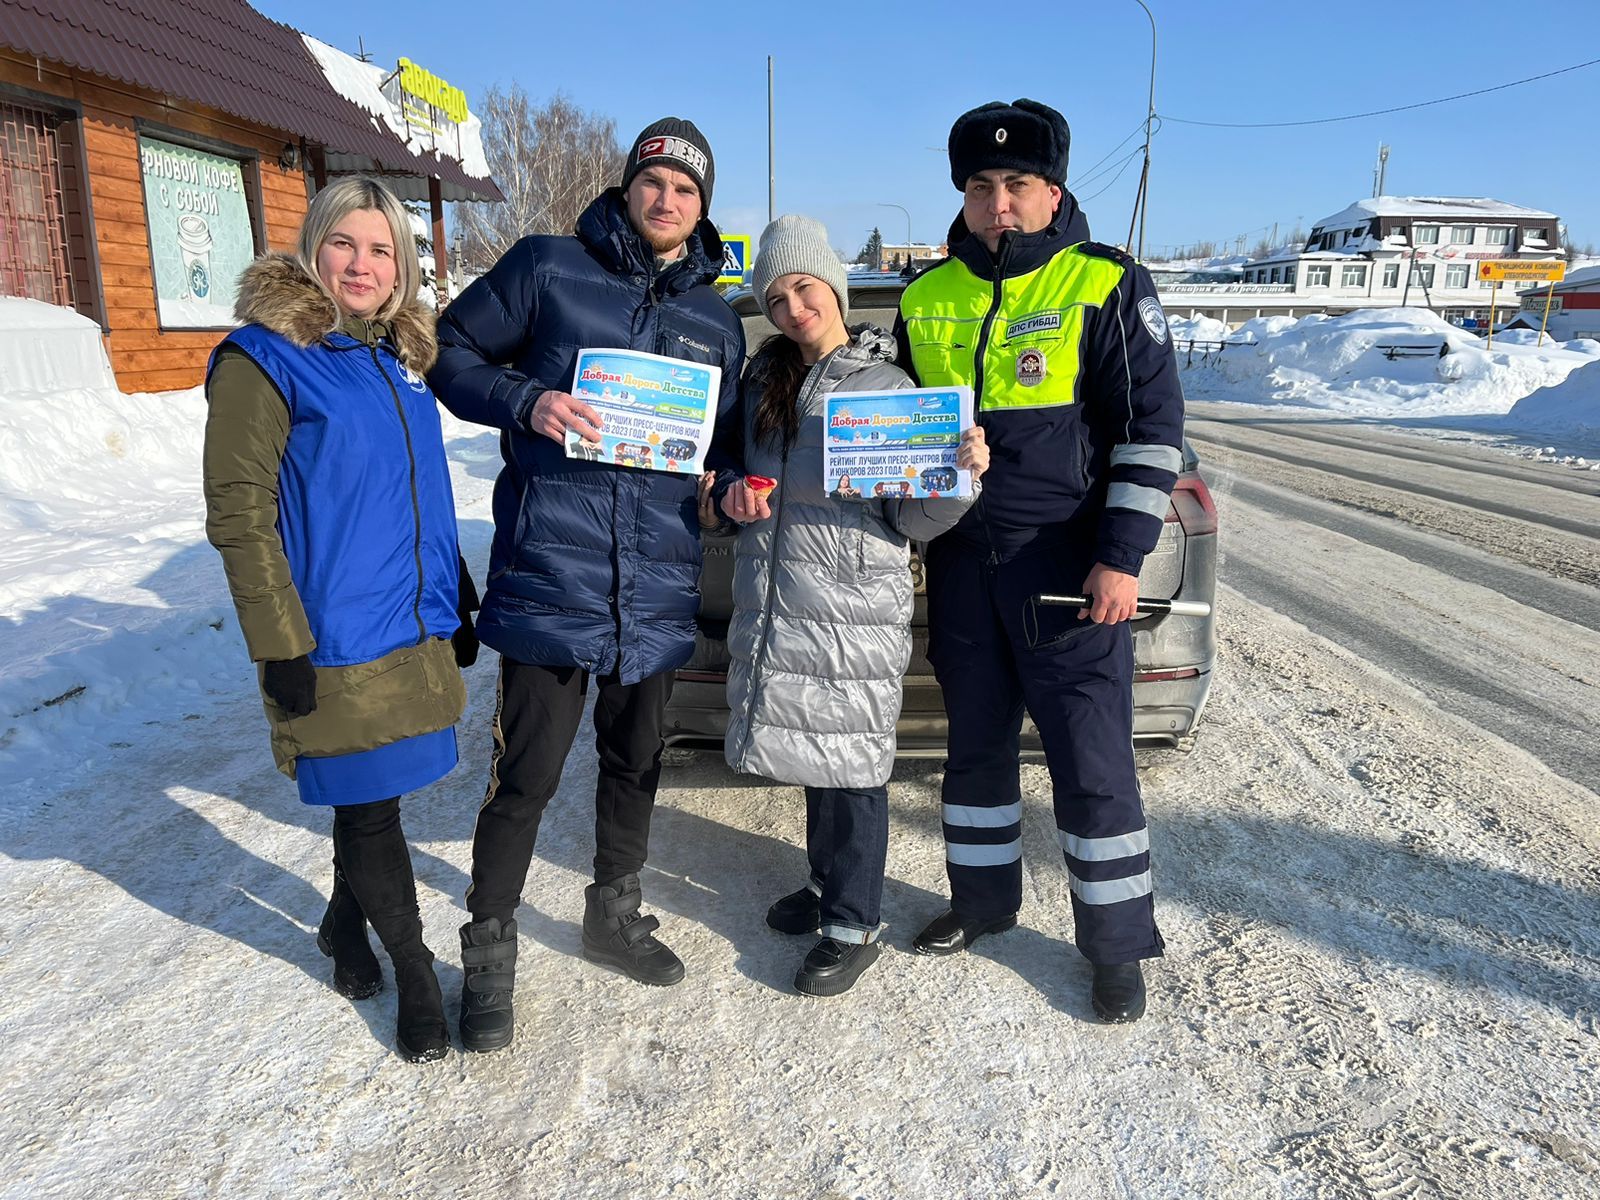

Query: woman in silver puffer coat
[720,216,988,996]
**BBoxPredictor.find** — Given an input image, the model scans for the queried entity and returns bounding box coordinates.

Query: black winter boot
[766,886,822,935]
[794,937,880,997]
[1090,962,1147,1023]
[393,951,450,1062]
[458,917,518,1052]
[581,874,684,986]
[332,798,449,1062]
[316,866,382,1000]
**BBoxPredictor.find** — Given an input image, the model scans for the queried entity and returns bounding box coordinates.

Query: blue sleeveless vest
[214,324,459,668]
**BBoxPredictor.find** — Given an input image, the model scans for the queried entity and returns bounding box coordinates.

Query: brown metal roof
[0,0,502,201]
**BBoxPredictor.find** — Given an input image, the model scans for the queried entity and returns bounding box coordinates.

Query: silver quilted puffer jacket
[725,326,974,788]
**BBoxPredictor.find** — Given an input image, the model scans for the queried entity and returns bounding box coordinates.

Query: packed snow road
[2,412,1598,1198]
[1188,401,1600,796]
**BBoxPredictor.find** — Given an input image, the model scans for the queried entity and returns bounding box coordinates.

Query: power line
[1072,119,1149,182]
[1078,150,1143,204]
[1075,146,1143,193]
[1162,55,1600,129]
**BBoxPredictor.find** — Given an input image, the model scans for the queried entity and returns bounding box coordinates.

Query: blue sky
[257,0,1600,259]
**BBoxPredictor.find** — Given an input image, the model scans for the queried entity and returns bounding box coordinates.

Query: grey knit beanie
[752,215,850,322]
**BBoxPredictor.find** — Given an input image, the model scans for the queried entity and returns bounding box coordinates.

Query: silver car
[664,275,1217,755]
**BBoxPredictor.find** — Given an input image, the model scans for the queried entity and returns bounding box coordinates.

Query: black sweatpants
[466,657,675,924]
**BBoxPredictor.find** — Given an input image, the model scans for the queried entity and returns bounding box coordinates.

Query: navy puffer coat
[430,189,746,683]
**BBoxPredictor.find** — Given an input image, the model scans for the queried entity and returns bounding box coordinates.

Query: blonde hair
[295,177,420,323]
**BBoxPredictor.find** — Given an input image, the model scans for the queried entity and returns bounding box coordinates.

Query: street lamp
[878,202,912,265]
[1125,0,1157,261]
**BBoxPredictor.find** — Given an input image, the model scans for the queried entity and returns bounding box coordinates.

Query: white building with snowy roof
[1161,197,1563,328]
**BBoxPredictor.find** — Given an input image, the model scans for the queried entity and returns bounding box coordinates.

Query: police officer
[895,99,1183,1022]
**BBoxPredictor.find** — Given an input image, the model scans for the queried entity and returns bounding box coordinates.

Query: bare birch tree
[454,87,625,270]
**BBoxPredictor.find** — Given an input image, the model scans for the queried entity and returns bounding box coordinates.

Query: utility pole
[1373,143,1390,197]
[1124,0,1157,260]
[878,203,912,260]
[767,57,775,224]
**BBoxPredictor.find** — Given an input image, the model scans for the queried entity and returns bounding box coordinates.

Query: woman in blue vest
[203,178,473,1062]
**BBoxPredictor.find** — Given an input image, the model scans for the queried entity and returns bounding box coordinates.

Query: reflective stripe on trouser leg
[1004,585,1163,964]
[926,536,1027,920]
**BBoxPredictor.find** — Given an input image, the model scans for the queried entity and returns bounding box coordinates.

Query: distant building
[1510,265,1600,341]
[1161,196,1562,328]
[878,242,944,272]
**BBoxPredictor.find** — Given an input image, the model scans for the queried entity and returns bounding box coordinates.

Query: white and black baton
[1034,593,1212,618]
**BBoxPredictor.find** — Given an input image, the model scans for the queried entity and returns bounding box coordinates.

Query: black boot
[794,937,880,997]
[316,866,382,1000]
[459,917,518,1052]
[1091,962,1147,1023]
[766,886,822,935]
[581,873,684,986]
[393,952,450,1062]
[911,909,1018,956]
[332,798,449,1061]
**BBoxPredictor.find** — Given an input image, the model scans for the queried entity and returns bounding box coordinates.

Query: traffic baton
[1034,594,1213,618]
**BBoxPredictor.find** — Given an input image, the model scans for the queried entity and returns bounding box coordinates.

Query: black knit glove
[453,555,481,668]
[262,654,318,717]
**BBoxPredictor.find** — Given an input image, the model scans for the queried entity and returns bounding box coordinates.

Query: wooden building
[0,0,500,392]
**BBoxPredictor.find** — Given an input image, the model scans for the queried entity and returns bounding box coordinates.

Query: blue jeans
[804,784,889,944]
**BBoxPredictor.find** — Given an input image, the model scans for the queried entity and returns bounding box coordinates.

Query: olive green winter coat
[202,255,465,777]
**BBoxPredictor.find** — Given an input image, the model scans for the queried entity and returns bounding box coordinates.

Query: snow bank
[1506,357,1600,442]
[0,376,238,778]
[0,323,491,783]
[0,297,117,393]
[1174,307,1600,426]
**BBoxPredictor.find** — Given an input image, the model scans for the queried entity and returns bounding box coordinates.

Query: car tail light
[1135,667,1201,682]
[1166,474,1217,536]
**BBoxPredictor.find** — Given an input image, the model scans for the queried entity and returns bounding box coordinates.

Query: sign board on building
[1157,283,1294,295]
[718,235,751,286]
[1523,295,1564,312]
[138,135,256,329]
[1476,259,1566,282]
[382,57,467,155]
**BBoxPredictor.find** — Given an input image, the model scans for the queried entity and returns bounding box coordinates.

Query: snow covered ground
[1171,307,1600,465]
[3,298,1598,1196]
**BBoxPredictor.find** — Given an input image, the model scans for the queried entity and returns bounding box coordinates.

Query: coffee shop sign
[140,144,242,215]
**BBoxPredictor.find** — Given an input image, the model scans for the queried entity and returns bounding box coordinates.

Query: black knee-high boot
[331,798,448,1062]
[317,850,382,1000]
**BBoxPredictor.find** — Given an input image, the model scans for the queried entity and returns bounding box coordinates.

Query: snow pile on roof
[301,35,492,183]
[1507,357,1600,441]
[1314,196,1557,229]
[0,298,117,393]
[1170,307,1600,425]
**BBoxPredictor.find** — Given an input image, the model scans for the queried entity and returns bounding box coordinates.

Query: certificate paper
[823,386,974,499]
[565,348,721,475]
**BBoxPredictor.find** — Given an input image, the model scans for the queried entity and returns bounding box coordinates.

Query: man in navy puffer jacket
[429,118,745,1051]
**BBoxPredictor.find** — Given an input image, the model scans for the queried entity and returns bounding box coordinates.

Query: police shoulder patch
[1076,240,1134,266]
[1137,295,1169,345]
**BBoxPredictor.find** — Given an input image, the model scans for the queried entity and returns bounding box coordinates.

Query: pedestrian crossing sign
[717,235,750,286]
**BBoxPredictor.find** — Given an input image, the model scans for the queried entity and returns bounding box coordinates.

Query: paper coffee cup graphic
[177,214,213,300]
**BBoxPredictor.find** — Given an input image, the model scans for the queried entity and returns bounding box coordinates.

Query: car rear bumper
[663,668,1213,757]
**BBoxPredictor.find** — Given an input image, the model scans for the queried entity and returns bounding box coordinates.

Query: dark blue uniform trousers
[925,535,1163,965]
